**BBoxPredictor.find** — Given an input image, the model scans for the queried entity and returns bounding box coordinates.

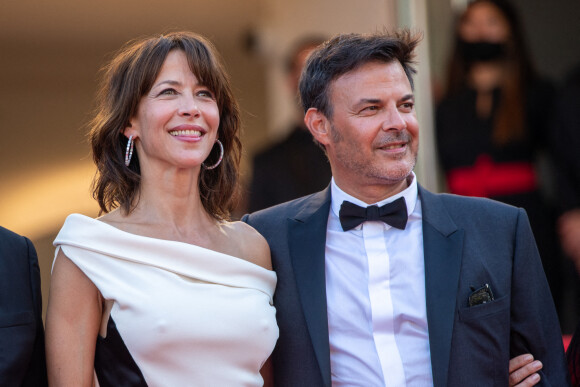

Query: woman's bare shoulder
[222,221,272,271]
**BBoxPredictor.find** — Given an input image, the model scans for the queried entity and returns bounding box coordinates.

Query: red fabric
[565,335,573,352]
[447,155,537,197]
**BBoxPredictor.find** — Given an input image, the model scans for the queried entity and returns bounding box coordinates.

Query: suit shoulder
[244,191,326,224]
[0,225,24,241]
[248,194,312,218]
[439,192,518,211]
[424,191,522,223]
[0,226,31,254]
[421,190,530,242]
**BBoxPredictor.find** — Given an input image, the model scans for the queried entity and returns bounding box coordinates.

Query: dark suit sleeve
[509,208,570,386]
[0,230,48,386]
[21,237,48,387]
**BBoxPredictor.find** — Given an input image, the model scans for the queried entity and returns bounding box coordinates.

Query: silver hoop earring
[202,139,224,170]
[125,135,134,166]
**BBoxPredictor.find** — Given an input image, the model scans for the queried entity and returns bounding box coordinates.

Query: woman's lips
[169,129,202,137]
[168,125,206,141]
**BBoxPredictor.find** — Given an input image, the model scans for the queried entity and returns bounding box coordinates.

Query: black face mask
[458,40,507,63]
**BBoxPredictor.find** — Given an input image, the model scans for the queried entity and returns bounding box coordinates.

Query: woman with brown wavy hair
[46,32,277,386]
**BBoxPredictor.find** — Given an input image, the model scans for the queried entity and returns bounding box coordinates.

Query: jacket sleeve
[21,237,48,387]
[509,208,570,386]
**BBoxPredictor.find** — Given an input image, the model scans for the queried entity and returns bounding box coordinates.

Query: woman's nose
[178,95,201,117]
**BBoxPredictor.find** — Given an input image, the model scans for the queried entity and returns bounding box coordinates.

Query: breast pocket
[448,295,511,386]
[458,294,510,322]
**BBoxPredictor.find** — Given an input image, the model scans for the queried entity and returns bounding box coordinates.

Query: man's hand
[509,354,542,386]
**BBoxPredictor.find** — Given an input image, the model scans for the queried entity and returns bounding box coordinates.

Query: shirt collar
[330,172,418,224]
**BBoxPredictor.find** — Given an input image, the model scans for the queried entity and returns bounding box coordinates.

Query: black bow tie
[339,197,408,231]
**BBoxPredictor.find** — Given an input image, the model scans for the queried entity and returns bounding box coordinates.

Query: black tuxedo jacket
[243,185,569,386]
[0,226,47,386]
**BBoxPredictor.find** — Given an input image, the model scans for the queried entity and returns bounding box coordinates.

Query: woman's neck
[126,167,216,237]
[469,62,504,118]
[469,62,504,93]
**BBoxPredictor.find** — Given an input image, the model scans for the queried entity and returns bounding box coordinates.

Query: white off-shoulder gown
[53,214,278,387]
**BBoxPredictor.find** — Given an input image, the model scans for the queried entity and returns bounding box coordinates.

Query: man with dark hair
[0,226,48,386]
[243,30,567,386]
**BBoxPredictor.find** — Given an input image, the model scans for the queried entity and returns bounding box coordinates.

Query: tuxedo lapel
[288,187,332,387]
[419,186,464,387]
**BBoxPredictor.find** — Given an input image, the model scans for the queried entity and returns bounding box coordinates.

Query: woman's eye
[159,88,178,96]
[197,90,215,99]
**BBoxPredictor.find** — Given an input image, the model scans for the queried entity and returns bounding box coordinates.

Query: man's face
[322,60,419,196]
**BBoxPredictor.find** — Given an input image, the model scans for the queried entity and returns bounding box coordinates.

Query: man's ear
[304,108,331,147]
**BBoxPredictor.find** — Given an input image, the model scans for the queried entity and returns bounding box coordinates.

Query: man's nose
[381,106,407,131]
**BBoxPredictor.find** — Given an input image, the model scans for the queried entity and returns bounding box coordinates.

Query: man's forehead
[329,60,412,97]
[335,59,403,78]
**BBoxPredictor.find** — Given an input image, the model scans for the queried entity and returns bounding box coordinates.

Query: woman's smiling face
[125,49,220,172]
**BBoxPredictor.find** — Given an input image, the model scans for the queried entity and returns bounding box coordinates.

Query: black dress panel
[95,317,148,387]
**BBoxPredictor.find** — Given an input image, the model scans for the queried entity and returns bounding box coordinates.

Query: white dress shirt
[325,173,433,386]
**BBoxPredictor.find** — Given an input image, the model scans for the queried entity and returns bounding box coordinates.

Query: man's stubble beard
[328,122,418,184]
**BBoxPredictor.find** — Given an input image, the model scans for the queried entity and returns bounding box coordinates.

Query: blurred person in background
[552,65,580,275]
[0,226,47,386]
[551,63,580,386]
[568,322,580,387]
[435,0,563,323]
[45,31,277,386]
[248,37,331,212]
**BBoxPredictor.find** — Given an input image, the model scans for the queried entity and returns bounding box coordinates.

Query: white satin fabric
[54,214,278,387]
